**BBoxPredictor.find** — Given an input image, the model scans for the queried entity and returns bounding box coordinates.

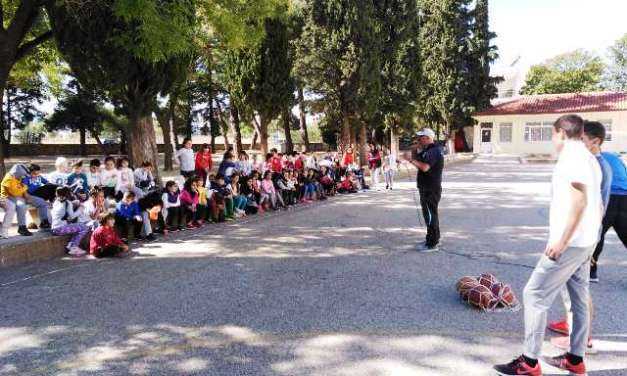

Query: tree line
[0,0,501,178]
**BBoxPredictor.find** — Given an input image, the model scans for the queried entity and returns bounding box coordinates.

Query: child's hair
[215,173,225,181]
[583,121,606,144]
[55,157,68,170]
[183,177,197,193]
[202,143,210,150]
[165,180,177,191]
[104,156,115,164]
[72,160,83,168]
[89,187,103,198]
[28,164,41,173]
[263,171,272,179]
[116,156,130,168]
[183,137,192,144]
[271,148,278,154]
[99,212,115,226]
[193,175,204,186]
[123,191,136,200]
[223,151,234,160]
[56,186,71,199]
[141,161,152,168]
[90,159,101,168]
[265,153,272,162]
[239,150,248,158]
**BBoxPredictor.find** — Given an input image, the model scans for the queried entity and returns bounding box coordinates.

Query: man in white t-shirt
[494,115,602,376]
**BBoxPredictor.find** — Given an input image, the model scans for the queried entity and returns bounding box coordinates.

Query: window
[524,121,553,143]
[499,123,512,143]
[598,119,613,142]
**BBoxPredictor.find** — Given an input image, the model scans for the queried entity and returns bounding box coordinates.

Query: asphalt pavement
[1,155,626,376]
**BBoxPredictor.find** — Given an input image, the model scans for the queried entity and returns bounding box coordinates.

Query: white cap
[416,128,436,139]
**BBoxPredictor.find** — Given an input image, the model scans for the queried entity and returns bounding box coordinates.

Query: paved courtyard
[1,155,626,375]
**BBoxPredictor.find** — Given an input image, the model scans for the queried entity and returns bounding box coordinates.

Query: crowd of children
[0,141,375,258]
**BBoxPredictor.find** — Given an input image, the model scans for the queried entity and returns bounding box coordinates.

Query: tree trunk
[358,123,368,167]
[79,127,87,156]
[390,124,400,157]
[91,131,106,154]
[230,105,243,155]
[156,109,174,171]
[251,128,259,150]
[282,106,294,154]
[215,100,229,150]
[128,114,160,184]
[259,116,269,156]
[340,116,351,152]
[4,88,11,157]
[120,129,128,155]
[297,86,309,151]
[209,101,218,151]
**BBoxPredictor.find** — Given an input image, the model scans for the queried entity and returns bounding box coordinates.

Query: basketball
[478,273,499,289]
[468,285,498,311]
[496,283,518,308]
[457,276,480,300]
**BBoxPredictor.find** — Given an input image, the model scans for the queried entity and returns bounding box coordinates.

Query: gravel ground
[1,155,626,376]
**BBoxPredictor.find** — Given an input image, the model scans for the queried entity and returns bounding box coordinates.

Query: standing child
[176,138,196,179]
[162,181,184,231]
[195,143,213,184]
[383,148,397,190]
[50,186,89,256]
[90,213,130,258]
[115,191,143,241]
[66,160,89,200]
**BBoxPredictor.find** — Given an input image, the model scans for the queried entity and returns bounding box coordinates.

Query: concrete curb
[0,233,71,268]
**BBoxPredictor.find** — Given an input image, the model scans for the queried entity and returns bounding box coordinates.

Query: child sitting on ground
[101,156,120,200]
[115,191,143,241]
[180,177,201,228]
[162,180,184,231]
[90,213,130,258]
[87,159,102,189]
[47,157,69,186]
[51,186,90,256]
[66,160,89,201]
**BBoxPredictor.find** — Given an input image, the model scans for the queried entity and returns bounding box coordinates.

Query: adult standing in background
[404,128,444,252]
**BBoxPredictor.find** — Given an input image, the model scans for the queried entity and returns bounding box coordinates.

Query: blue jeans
[27,195,50,223]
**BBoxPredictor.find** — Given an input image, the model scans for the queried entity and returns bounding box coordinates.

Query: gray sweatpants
[523,245,594,358]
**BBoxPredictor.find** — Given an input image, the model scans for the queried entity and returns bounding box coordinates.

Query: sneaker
[27,222,38,230]
[547,319,569,335]
[68,247,87,257]
[39,220,51,230]
[543,353,586,375]
[550,336,596,354]
[589,264,599,283]
[416,243,439,253]
[18,226,33,236]
[494,356,542,376]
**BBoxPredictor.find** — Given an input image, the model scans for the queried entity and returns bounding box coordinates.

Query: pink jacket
[180,189,199,207]
[261,179,275,194]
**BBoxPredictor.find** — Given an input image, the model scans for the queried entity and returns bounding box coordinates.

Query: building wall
[473,111,627,155]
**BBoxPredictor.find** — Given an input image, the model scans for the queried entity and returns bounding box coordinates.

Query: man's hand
[545,241,567,261]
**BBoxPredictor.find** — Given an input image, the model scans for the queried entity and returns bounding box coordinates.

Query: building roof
[475,92,627,116]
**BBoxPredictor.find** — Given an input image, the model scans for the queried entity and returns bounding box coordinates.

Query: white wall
[473,111,627,155]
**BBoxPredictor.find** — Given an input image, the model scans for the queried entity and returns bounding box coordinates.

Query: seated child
[90,213,130,258]
[262,170,283,210]
[230,173,247,217]
[87,159,102,189]
[240,176,260,215]
[1,164,48,235]
[117,157,141,199]
[162,180,185,231]
[101,156,120,200]
[275,170,295,206]
[115,191,143,241]
[195,176,210,224]
[180,177,201,228]
[210,174,231,221]
[80,187,107,229]
[47,157,69,186]
[134,161,156,195]
[23,164,56,202]
[300,169,316,202]
[66,160,89,201]
[137,189,160,241]
[51,186,89,256]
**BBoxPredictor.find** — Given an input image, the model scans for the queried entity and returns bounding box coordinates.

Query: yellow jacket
[1,174,28,199]
[198,186,208,206]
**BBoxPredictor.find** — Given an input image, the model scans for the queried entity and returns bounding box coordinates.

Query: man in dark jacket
[405,128,444,252]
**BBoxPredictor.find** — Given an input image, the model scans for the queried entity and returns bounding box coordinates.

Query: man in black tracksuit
[406,128,444,252]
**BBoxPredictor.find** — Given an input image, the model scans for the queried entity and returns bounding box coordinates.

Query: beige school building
[472,92,627,155]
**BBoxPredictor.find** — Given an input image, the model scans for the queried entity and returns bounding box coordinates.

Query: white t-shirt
[47,171,68,186]
[549,141,602,248]
[176,148,195,172]
[101,168,120,188]
[87,171,102,188]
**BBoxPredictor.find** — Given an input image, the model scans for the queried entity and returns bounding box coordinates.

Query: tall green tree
[0,0,54,175]
[603,33,627,91]
[521,50,605,95]
[295,0,381,150]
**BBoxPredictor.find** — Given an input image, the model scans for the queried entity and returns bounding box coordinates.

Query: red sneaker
[544,353,586,375]
[547,319,569,335]
[493,356,542,375]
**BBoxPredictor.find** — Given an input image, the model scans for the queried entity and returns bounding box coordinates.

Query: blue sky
[490,0,627,72]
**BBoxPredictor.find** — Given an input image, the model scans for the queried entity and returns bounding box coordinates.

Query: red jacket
[195,150,213,171]
[271,156,283,173]
[294,157,304,171]
[90,225,124,256]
